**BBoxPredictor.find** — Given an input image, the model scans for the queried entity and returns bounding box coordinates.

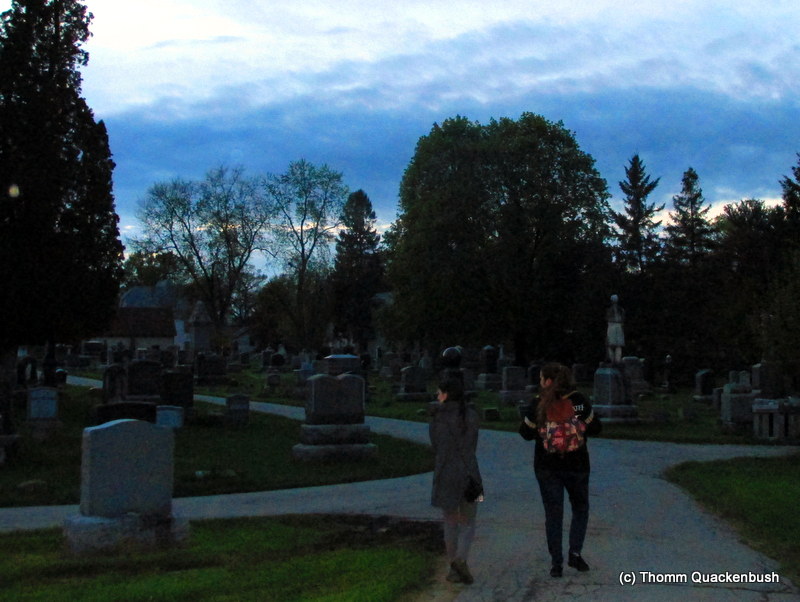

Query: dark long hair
[536,362,574,424]
[438,375,467,428]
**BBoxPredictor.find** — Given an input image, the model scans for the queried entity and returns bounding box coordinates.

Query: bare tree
[263,159,348,347]
[134,165,274,333]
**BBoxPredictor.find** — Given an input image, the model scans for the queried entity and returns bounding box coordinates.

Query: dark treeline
[382,115,800,386]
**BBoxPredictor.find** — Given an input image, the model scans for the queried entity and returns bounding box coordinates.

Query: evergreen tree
[331,190,383,351]
[664,167,715,265]
[611,154,664,274]
[0,0,123,357]
[779,153,800,251]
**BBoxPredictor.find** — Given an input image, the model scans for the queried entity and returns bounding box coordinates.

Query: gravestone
[161,370,194,410]
[621,356,651,398]
[126,360,162,401]
[499,366,528,405]
[694,369,715,401]
[720,377,756,428]
[102,364,127,403]
[16,357,38,386]
[63,419,189,554]
[195,353,228,385]
[592,364,639,423]
[396,366,430,402]
[261,349,274,371]
[751,361,785,399]
[475,345,501,391]
[752,398,800,441]
[156,405,184,429]
[0,390,19,464]
[225,394,250,427]
[26,387,59,422]
[293,373,376,461]
[325,354,361,376]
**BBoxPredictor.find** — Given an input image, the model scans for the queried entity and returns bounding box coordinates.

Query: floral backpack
[538,393,586,455]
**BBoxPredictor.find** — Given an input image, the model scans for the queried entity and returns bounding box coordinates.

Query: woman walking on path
[429,376,483,585]
[519,362,602,578]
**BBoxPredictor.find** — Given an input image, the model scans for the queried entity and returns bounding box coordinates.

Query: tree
[331,190,384,350]
[386,113,612,362]
[122,251,182,287]
[664,167,715,265]
[611,154,664,274]
[133,165,272,334]
[780,153,800,253]
[0,0,123,360]
[263,159,348,347]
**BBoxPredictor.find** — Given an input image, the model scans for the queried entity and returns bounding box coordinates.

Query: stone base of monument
[299,423,371,445]
[63,513,190,555]
[593,404,640,424]
[292,442,377,461]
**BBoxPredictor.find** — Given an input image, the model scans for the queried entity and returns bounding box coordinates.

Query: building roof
[106,307,177,338]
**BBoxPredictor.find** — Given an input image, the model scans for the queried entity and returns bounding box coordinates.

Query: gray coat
[429,401,482,510]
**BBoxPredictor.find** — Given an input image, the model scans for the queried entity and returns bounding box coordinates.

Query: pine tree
[0,0,124,355]
[611,154,664,273]
[331,190,383,350]
[664,167,715,265]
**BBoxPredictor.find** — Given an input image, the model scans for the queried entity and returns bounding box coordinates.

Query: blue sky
[5,0,799,242]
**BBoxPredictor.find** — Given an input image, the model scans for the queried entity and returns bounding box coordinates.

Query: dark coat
[429,401,482,510]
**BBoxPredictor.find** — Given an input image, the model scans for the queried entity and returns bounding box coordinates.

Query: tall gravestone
[126,360,162,401]
[63,419,189,553]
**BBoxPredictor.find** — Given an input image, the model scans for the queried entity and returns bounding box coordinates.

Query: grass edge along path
[665,452,800,585]
[0,514,442,602]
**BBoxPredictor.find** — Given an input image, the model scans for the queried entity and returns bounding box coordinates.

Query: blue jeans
[535,469,590,566]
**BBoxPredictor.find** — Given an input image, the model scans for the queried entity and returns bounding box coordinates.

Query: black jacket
[518,391,601,472]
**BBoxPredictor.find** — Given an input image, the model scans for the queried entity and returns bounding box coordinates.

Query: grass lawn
[0,514,441,601]
[0,385,433,507]
[665,452,800,585]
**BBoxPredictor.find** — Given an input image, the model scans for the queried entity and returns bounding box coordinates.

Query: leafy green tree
[331,190,384,351]
[611,154,664,274]
[664,167,715,265]
[133,166,272,333]
[263,159,348,348]
[383,116,494,350]
[0,0,123,363]
[386,113,612,362]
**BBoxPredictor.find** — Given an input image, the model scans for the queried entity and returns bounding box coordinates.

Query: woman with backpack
[519,362,602,578]
[430,375,483,585]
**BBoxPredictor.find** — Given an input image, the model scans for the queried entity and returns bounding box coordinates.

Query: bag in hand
[464,476,484,502]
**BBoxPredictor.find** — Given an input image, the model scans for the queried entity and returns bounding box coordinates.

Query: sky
[4,0,800,243]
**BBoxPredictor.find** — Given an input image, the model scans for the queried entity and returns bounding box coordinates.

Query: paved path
[1,382,798,600]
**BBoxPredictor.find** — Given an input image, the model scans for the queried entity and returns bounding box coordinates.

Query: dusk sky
[5,0,799,244]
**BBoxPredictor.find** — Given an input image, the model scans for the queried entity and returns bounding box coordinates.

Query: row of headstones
[696,364,800,441]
